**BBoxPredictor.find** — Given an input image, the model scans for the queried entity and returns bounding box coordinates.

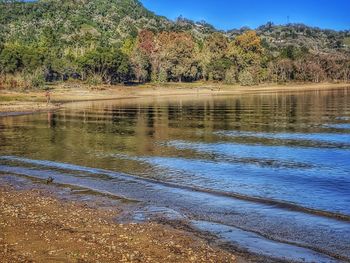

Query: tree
[306,61,326,83]
[154,32,198,82]
[228,31,266,84]
[21,46,45,74]
[131,50,150,83]
[121,38,136,57]
[201,32,229,79]
[294,58,309,81]
[137,30,156,57]
[167,32,198,82]
[207,58,233,81]
[78,47,131,84]
[280,45,308,60]
[203,32,228,59]
[130,30,155,82]
[0,44,22,74]
[268,59,294,82]
[235,30,263,54]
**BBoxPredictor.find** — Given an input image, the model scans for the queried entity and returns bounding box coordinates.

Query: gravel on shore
[0,186,236,263]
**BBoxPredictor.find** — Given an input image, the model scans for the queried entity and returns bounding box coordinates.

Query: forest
[0,0,349,89]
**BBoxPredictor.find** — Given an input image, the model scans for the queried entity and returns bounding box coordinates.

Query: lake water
[1,87,350,262]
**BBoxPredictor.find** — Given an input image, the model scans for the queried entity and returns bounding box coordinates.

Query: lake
[1,87,350,262]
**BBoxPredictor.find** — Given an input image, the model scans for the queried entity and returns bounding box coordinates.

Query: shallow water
[1,87,350,262]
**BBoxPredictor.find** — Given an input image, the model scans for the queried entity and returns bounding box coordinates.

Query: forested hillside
[0,0,349,89]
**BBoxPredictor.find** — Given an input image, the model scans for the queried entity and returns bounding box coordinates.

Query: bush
[86,74,103,86]
[24,70,45,89]
[238,69,255,86]
[224,67,237,84]
[1,74,26,90]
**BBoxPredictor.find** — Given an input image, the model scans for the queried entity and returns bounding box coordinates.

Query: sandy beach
[1,82,349,116]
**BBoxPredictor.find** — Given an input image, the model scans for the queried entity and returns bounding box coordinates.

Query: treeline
[0,0,349,88]
[1,29,349,89]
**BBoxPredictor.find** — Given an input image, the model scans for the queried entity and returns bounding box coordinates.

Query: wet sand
[0,183,238,263]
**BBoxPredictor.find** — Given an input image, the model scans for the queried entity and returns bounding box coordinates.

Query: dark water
[1,88,350,262]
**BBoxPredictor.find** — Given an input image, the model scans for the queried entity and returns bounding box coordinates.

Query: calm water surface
[1,87,350,262]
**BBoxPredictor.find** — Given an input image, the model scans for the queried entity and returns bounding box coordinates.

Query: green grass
[0,94,42,102]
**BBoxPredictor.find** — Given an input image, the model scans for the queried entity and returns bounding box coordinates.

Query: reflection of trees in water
[1,88,349,172]
[146,106,154,128]
[156,90,349,133]
[85,89,350,144]
[47,112,57,128]
[0,119,7,147]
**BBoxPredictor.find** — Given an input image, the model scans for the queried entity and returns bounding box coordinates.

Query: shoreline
[1,82,349,117]
[0,179,240,263]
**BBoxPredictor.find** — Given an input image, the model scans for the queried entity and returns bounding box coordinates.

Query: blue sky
[140,0,350,31]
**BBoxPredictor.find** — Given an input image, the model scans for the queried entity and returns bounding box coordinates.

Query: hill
[0,0,349,88]
[0,0,168,45]
[230,23,350,52]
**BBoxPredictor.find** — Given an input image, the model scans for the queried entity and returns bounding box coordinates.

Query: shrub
[1,74,26,90]
[24,70,45,89]
[238,69,255,86]
[86,74,103,86]
[224,67,237,84]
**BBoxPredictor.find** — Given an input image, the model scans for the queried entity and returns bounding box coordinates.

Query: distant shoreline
[1,82,349,117]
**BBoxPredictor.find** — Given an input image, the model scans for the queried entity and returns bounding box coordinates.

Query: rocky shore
[0,184,236,263]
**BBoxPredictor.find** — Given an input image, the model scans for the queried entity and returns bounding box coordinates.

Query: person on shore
[45,90,51,105]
